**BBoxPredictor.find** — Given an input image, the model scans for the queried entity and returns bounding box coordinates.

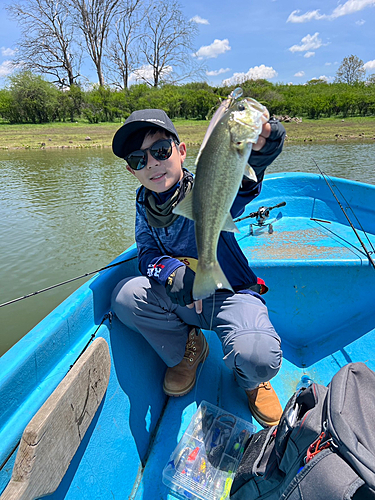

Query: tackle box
[162,401,256,500]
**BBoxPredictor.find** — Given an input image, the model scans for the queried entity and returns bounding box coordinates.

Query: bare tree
[335,55,366,85]
[69,0,122,86]
[7,0,80,88]
[136,0,199,87]
[106,0,143,89]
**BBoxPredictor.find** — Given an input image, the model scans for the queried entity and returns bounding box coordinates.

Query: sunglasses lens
[125,139,174,170]
[126,151,147,170]
[150,140,173,161]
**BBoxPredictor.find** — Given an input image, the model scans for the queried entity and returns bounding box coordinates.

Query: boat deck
[238,215,375,266]
[2,316,371,500]
[127,310,375,500]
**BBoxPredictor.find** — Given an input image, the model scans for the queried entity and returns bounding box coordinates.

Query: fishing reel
[235,201,286,235]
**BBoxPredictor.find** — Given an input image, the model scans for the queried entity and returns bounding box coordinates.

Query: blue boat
[1,172,375,499]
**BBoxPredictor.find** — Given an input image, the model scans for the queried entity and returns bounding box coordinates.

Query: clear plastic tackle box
[162,401,256,500]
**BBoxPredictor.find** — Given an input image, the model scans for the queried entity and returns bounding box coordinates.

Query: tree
[136,0,199,87]
[7,0,81,88]
[106,0,143,89]
[69,0,122,86]
[335,55,366,85]
[3,71,59,123]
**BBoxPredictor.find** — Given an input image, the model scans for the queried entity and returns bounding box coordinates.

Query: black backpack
[230,362,375,500]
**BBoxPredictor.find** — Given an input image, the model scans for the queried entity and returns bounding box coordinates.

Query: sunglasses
[125,138,176,170]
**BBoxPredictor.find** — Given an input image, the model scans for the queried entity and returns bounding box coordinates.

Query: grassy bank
[0,116,375,150]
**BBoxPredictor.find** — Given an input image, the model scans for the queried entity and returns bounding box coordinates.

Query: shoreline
[0,117,374,151]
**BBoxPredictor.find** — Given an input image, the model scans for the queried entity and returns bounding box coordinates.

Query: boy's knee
[111,276,148,314]
[224,331,282,386]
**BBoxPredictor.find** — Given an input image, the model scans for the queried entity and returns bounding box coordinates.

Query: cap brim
[112,121,166,158]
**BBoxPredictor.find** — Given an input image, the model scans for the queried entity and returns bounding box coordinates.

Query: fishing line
[194,293,216,401]
[0,256,137,309]
[313,159,375,270]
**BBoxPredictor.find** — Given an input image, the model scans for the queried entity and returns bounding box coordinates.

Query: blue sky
[1,0,375,87]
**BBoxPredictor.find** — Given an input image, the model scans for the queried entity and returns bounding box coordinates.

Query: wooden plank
[1,337,111,500]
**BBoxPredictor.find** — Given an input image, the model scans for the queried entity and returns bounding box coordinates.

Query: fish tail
[193,261,233,300]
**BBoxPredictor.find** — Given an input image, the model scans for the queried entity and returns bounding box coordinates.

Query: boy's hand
[187,300,203,314]
[253,111,272,152]
[166,265,201,311]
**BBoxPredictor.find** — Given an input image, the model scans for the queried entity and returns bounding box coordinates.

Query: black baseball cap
[112,109,180,158]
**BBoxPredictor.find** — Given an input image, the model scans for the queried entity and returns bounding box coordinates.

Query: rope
[68,312,113,372]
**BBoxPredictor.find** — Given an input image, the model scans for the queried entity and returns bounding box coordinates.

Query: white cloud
[364,59,375,70]
[0,60,13,78]
[311,75,332,82]
[331,0,375,18]
[190,15,209,25]
[1,47,16,57]
[287,0,375,23]
[206,68,230,76]
[222,65,278,85]
[194,39,231,59]
[356,19,366,24]
[287,10,326,23]
[289,33,324,53]
[325,62,332,66]
[304,51,315,58]
[294,71,305,77]
[130,64,173,83]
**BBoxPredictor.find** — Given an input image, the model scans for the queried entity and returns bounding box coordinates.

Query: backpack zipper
[305,421,336,464]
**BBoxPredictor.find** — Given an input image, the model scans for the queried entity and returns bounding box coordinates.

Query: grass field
[0,116,374,150]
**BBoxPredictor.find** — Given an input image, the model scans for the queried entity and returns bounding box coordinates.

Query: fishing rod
[313,159,375,270]
[0,255,137,309]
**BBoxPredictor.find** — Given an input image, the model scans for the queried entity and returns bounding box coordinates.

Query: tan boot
[163,329,209,397]
[246,381,282,427]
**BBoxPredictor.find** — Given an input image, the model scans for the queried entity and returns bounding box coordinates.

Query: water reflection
[1,142,375,354]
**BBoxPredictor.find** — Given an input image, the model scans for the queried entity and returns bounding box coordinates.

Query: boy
[111,107,286,427]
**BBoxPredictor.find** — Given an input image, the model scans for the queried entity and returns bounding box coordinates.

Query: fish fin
[244,164,257,182]
[196,98,231,165]
[193,261,234,300]
[172,190,195,220]
[222,214,240,233]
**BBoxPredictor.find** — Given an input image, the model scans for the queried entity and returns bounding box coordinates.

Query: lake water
[1,141,375,355]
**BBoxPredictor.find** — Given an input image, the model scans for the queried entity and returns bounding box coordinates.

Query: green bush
[2,71,60,123]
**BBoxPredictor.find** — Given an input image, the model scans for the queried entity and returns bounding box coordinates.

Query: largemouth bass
[173,94,268,300]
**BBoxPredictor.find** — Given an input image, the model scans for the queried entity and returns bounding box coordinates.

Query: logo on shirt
[147,263,165,278]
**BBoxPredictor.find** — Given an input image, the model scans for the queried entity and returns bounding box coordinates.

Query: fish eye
[237,104,245,111]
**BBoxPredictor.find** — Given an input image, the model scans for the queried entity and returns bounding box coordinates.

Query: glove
[165,265,195,306]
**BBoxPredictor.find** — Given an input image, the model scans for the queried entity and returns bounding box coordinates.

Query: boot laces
[183,332,198,363]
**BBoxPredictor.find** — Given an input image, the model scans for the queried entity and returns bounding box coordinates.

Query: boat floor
[237,215,375,266]
[139,325,375,500]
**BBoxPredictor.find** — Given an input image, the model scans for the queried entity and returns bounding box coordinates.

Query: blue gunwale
[1,172,374,499]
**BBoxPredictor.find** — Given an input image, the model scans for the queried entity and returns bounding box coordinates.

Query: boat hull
[0,172,374,499]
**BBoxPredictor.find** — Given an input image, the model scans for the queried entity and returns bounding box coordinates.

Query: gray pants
[111,276,282,390]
